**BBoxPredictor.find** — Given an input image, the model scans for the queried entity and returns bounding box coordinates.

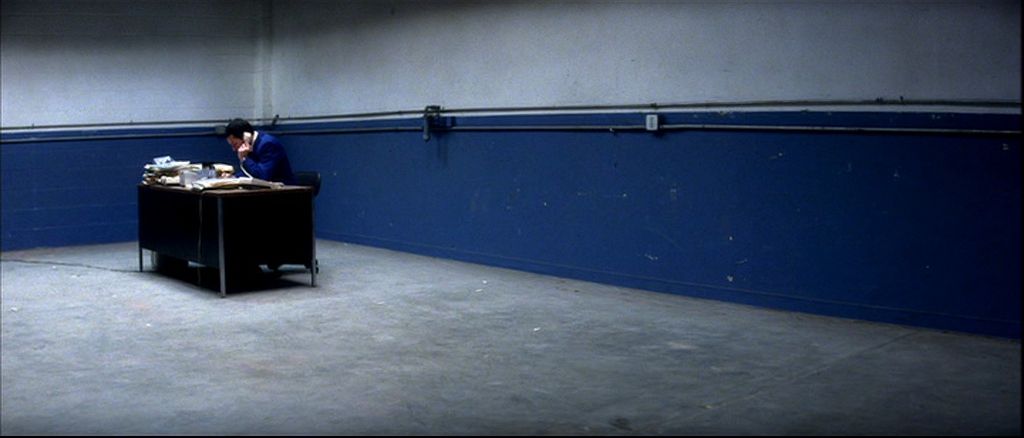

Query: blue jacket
[236,132,297,185]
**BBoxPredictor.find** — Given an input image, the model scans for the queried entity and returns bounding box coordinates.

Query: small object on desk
[213,163,235,178]
[157,175,181,186]
[180,170,200,187]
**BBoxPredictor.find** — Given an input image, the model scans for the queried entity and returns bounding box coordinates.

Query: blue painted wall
[1,111,1020,338]
[282,111,1021,338]
[1,129,234,250]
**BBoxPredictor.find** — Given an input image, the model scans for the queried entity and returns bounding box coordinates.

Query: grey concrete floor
[1,240,1020,436]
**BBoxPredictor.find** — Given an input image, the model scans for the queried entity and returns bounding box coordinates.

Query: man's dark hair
[225,118,254,138]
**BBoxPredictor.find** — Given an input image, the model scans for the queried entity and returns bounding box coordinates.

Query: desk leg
[310,196,317,288]
[218,269,227,298]
[138,247,144,272]
[217,197,227,298]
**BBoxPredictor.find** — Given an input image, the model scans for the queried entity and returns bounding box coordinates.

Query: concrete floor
[1,240,1019,435]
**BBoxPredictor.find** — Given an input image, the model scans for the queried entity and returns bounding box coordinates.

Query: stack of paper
[142,161,197,185]
[190,177,283,191]
[141,156,235,186]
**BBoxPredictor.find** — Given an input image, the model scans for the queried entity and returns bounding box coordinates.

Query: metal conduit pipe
[237,98,1023,123]
[2,123,1019,144]
[432,99,1022,115]
[658,123,1022,136]
[0,119,232,132]
[269,123,1021,137]
[450,124,1022,136]
[0,131,222,144]
[2,99,1019,132]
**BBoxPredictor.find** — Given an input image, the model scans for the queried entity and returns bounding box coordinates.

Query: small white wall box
[645,114,660,131]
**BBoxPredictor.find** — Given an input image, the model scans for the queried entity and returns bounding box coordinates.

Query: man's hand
[236,143,252,161]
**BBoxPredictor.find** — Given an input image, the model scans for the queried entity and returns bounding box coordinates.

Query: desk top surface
[138,183,313,197]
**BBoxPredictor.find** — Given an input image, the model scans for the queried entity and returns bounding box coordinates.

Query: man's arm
[239,140,287,181]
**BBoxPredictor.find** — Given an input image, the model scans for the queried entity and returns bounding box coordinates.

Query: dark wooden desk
[138,184,315,297]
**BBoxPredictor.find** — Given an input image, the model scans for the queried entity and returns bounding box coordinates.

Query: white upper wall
[2,0,1020,128]
[0,0,265,127]
[270,0,1021,117]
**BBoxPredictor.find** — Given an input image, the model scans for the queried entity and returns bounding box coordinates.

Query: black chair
[294,171,321,197]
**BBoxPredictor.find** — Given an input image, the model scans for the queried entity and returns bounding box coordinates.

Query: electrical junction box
[645,114,660,131]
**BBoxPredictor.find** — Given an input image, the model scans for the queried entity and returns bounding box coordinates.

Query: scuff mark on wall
[646,227,686,252]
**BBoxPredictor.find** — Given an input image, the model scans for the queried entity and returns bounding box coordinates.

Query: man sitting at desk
[225,118,297,185]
